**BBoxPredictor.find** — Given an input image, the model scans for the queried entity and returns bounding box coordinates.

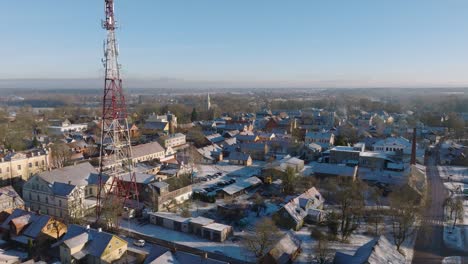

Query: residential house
[334,236,405,264]
[0,186,24,213]
[23,162,111,219]
[54,224,127,264]
[196,145,223,164]
[144,245,228,264]
[0,208,66,247]
[228,152,252,166]
[304,131,335,150]
[260,231,301,264]
[273,187,324,230]
[302,143,322,161]
[240,143,269,161]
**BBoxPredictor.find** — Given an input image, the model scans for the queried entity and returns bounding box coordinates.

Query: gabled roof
[267,231,301,264]
[132,142,165,158]
[37,162,97,187]
[55,224,126,258]
[0,186,24,208]
[281,187,323,225]
[334,236,405,264]
[144,121,168,130]
[305,131,333,139]
[205,133,225,144]
[144,245,228,264]
[229,151,251,161]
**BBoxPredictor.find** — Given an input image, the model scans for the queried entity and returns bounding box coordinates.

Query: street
[412,149,468,264]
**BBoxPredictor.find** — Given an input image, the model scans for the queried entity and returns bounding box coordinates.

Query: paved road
[412,150,467,264]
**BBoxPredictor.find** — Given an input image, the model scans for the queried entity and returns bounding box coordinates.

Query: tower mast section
[96,0,139,223]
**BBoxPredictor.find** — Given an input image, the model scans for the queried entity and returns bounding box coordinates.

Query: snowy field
[120,219,255,261]
[438,166,468,183]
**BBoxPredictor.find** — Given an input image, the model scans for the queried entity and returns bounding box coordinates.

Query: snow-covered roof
[132,142,165,158]
[313,163,355,177]
[37,162,97,187]
[202,223,232,232]
[373,137,411,147]
[267,231,301,263]
[222,176,262,195]
[189,216,214,226]
[281,187,323,225]
[334,236,405,264]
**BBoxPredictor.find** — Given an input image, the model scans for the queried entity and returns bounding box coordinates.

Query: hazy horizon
[2,1,468,88]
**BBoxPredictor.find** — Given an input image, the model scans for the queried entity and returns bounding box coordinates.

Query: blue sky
[1,0,468,88]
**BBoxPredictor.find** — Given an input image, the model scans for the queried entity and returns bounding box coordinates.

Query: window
[59,200,62,207]
[41,160,45,166]
[28,163,32,168]
[29,193,32,200]
[45,197,48,203]
[17,165,21,170]
[35,161,38,167]
[89,188,93,195]
[37,195,40,201]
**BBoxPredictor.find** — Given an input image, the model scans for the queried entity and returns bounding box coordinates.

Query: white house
[372,137,412,155]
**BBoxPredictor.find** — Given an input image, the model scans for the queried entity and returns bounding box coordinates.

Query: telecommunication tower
[96,0,139,223]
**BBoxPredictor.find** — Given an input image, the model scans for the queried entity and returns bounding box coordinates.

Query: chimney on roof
[411,127,417,165]
[86,225,90,230]
[98,227,102,232]
[68,181,71,185]
[202,252,208,259]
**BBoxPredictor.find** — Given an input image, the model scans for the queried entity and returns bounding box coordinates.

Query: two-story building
[157,133,186,148]
[0,149,49,183]
[22,162,111,220]
[304,131,335,150]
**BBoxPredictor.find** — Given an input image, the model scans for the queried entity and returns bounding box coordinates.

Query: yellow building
[55,224,127,264]
[0,149,49,183]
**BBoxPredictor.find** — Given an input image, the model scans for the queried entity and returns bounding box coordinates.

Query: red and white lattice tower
[96,0,139,222]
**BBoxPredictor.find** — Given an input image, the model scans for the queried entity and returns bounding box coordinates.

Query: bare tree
[388,186,420,252]
[451,197,464,230]
[243,218,281,259]
[313,237,333,264]
[282,167,297,195]
[252,193,267,217]
[335,179,365,241]
[50,143,72,168]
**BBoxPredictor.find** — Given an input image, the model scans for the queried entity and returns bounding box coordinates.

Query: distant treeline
[6,99,66,107]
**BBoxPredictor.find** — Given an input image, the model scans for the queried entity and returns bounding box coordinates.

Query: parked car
[133,239,145,247]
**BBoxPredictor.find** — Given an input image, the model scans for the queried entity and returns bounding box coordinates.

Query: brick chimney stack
[411,127,417,165]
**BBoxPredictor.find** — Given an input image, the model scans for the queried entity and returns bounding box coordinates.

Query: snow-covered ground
[293,222,417,264]
[438,166,468,183]
[120,219,255,261]
[444,224,464,251]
